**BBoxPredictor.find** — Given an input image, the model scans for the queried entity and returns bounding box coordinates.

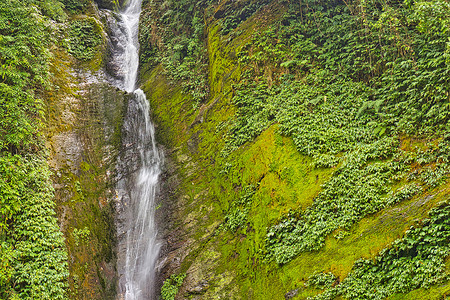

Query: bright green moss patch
[220,125,335,240]
[141,66,195,147]
[231,125,334,215]
[310,201,450,300]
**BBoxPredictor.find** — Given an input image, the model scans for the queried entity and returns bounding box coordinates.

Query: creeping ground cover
[308,201,450,299]
[220,0,450,265]
[139,0,450,298]
[0,0,69,298]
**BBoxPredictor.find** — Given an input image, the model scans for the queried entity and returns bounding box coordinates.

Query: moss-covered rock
[94,0,119,10]
[44,2,128,298]
[140,0,450,299]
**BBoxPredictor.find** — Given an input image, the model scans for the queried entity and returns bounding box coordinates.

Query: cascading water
[110,0,162,299]
[121,0,140,93]
[119,89,162,299]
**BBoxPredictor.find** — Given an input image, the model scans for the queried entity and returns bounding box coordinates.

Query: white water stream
[121,0,141,93]
[112,0,162,298]
[121,88,162,300]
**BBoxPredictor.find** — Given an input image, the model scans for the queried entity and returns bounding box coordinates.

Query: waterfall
[120,89,162,299]
[121,0,141,93]
[110,0,162,298]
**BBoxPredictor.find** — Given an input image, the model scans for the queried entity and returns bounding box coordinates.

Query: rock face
[45,3,129,299]
[137,0,450,299]
[49,81,128,299]
[95,0,119,10]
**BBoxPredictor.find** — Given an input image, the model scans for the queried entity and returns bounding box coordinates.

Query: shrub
[68,19,102,61]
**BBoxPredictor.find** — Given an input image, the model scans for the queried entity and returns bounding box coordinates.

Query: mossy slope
[140,0,450,299]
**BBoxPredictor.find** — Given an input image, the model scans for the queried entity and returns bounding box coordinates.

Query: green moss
[139,1,450,299]
[46,43,125,298]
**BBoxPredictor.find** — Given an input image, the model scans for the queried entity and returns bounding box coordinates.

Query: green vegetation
[218,0,271,34]
[68,19,102,61]
[223,185,256,232]
[139,0,213,106]
[4,155,69,300]
[62,0,89,13]
[72,227,91,247]
[224,0,450,151]
[311,201,450,299]
[27,0,66,21]
[140,0,450,299]
[0,0,69,298]
[218,0,450,265]
[160,273,186,300]
[305,272,337,290]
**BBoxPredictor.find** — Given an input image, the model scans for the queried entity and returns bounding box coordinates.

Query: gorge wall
[1,0,450,299]
[42,0,128,298]
[138,0,450,299]
[45,5,125,300]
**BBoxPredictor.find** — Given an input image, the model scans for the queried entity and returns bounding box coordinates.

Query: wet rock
[285,288,299,299]
[187,280,209,295]
[95,0,119,10]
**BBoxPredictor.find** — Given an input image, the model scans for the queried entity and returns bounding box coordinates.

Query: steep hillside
[1,0,125,299]
[0,1,69,298]
[138,0,450,299]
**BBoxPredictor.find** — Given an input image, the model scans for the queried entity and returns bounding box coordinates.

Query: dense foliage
[140,0,215,106]
[67,18,102,61]
[225,0,450,154]
[310,201,450,299]
[211,0,450,267]
[62,0,89,13]
[0,0,69,298]
[139,0,289,107]
[160,273,186,300]
[139,0,450,298]
[217,0,272,34]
